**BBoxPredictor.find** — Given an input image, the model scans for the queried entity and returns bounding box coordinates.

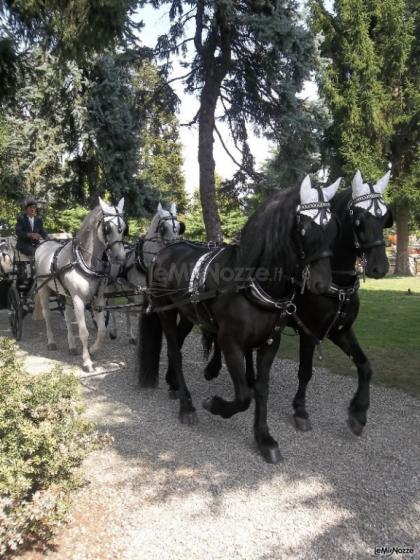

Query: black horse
[136,176,341,463]
[203,169,393,438]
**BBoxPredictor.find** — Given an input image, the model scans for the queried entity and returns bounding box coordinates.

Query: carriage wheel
[8,285,23,340]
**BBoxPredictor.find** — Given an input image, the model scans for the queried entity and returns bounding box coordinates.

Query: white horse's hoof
[82,363,94,373]
[47,343,57,351]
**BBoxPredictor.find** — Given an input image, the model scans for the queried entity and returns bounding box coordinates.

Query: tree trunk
[394,201,412,275]
[198,82,223,242]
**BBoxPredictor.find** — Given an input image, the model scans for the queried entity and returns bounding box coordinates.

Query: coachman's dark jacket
[15,214,48,257]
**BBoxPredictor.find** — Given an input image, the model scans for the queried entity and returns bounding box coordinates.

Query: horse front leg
[63,304,78,355]
[72,295,93,372]
[160,310,197,425]
[254,337,282,463]
[292,332,316,432]
[330,327,372,436]
[89,295,107,356]
[38,285,57,350]
[203,335,252,419]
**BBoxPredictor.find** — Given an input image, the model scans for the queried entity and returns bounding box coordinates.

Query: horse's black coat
[204,187,392,437]
[136,185,339,463]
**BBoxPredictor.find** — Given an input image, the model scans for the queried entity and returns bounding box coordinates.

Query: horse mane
[75,206,102,252]
[239,186,300,274]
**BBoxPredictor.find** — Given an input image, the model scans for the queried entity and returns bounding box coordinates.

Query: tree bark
[198,81,223,242]
[394,201,412,275]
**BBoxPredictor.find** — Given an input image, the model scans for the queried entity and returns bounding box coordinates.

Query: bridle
[155,213,180,237]
[98,207,126,252]
[347,190,387,253]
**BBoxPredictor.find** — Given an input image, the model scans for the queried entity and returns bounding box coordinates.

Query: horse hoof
[168,389,179,400]
[202,397,213,412]
[294,416,312,432]
[129,338,136,345]
[109,332,117,340]
[69,348,78,356]
[260,446,283,464]
[47,343,57,351]
[82,364,94,373]
[179,411,198,425]
[347,416,364,436]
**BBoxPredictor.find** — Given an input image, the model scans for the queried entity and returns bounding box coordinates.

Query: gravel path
[1,309,419,560]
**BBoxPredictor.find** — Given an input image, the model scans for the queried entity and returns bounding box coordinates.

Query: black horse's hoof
[69,347,78,356]
[47,343,57,351]
[202,397,213,411]
[260,446,283,464]
[129,338,136,345]
[109,332,117,340]
[179,411,198,425]
[294,416,312,432]
[347,416,364,436]
[168,389,179,400]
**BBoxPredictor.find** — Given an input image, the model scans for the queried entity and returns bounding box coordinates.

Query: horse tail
[32,292,44,320]
[201,328,214,360]
[136,311,162,387]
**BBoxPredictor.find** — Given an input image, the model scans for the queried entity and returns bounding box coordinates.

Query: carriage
[0,236,69,341]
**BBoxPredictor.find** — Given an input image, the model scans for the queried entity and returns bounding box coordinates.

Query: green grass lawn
[279,276,420,398]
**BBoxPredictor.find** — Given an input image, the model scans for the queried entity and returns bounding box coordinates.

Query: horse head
[296,175,341,294]
[349,170,392,278]
[152,202,185,242]
[98,197,127,265]
[0,238,15,275]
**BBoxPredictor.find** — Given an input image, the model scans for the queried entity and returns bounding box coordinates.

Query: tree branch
[214,123,244,169]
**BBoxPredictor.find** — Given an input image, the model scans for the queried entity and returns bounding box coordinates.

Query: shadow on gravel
[2,310,419,558]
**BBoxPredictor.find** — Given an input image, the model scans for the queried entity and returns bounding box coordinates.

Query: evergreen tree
[312,0,419,273]
[142,0,316,241]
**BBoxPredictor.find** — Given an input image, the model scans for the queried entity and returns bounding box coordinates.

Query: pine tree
[312,0,419,273]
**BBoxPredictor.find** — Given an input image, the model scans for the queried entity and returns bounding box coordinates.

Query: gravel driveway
[1,309,419,560]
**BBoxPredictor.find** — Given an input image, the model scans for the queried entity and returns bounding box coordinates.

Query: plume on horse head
[239,187,300,275]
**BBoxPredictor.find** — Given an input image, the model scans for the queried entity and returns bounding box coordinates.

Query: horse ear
[170,202,177,215]
[116,197,124,213]
[374,170,391,194]
[351,170,364,197]
[157,202,164,216]
[322,177,341,202]
[299,175,312,203]
[98,197,109,214]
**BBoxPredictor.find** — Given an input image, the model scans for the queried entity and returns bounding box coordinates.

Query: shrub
[0,338,101,556]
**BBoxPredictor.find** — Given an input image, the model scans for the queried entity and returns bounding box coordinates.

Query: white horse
[108,202,185,343]
[34,198,126,372]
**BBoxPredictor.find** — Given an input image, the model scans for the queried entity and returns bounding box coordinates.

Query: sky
[134,5,319,194]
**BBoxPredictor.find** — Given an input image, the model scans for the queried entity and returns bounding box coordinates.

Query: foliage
[0,338,102,556]
[311,0,419,202]
[43,206,89,235]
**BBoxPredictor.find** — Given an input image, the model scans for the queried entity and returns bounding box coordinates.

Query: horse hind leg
[38,286,57,350]
[330,327,372,436]
[161,310,197,424]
